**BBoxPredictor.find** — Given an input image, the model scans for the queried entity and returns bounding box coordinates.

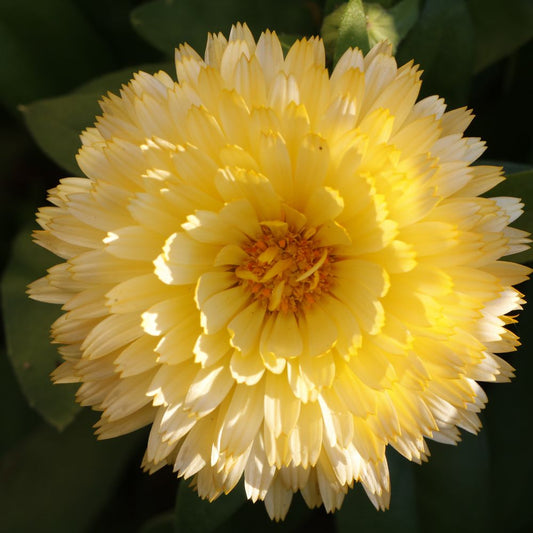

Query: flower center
[235,224,335,313]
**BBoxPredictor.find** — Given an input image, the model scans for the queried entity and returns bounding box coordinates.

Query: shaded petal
[264,371,301,438]
[228,300,267,355]
[230,349,265,385]
[200,286,251,334]
[260,311,303,359]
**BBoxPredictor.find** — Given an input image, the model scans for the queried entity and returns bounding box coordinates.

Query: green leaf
[131,0,315,56]
[414,432,491,533]
[212,492,314,533]
[0,0,113,111]
[484,277,533,531]
[388,0,420,43]
[174,480,247,533]
[336,450,420,533]
[468,0,533,73]
[322,0,370,63]
[0,348,39,455]
[20,94,100,175]
[139,512,175,533]
[0,410,143,533]
[175,481,313,533]
[365,0,420,53]
[1,229,80,430]
[20,62,172,175]
[488,170,533,264]
[397,0,474,106]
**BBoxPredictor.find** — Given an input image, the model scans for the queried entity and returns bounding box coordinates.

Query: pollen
[235,225,335,313]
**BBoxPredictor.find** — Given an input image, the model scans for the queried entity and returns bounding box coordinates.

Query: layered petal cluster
[30,24,529,520]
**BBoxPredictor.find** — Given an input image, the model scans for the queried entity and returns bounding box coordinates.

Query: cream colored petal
[52,313,99,345]
[214,167,282,221]
[293,133,330,204]
[299,66,332,126]
[302,304,338,357]
[347,340,396,391]
[288,401,323,468]
[127,191,182,235]
[174,418,213,479]
[46,213,106,250]
[260,311,303,359]
[333,259,388,335]
[216,90,252,150]
[204,31,228,68]
[365,65,421,133]
[264,371,301,438]
[318,297,361,357]
[142,295,195,336]
[115,334,159,377]
[217,381,265,457]
[155,314,201,365]
[216,198,261,238]
[440,106,474,136]
[304,186,344,227]
[62,286,109,320]
[244,433,276,502]
[228,300,266,355]
[258,130,293,201]
[391,114,442,156]
[101,369,156,421]
[154,231,219,285]
[195,271,236,307]
[184,200,260,244]
[220,40,252,83]
[193,329,232,367]
[284,36,325,81]
[31,228,87,260]
[147,361,197,407]
[175,43,204,85]
[106,274,177,314]
[218,144,259,171]
[334,358,376,418]
[200,286,251,334]
[68,182,133,231]
[314,220,352,247]
[183,361,233,417]
[185,105,226,156]
[299,351,336,390]
[69,250,150,284]
[214,244,249,267]
[103,226,164,261]
[331,48,364,79]
[268,71,300,112]
[255,30,284,86]
[455,165,504,197]
[27,273,74,305]
[361,47,396,106]
[81,313,143,359]
[232,54,267,108]
[228,22,256,50]
[264,475,293,521]
[229,349,265,385]
[319,389,354,449]
[95,404,154,440]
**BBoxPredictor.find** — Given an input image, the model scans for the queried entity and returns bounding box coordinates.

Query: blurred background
[0,1,532,531]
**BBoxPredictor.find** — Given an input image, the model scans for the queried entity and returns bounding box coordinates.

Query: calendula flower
[29,23,529,520]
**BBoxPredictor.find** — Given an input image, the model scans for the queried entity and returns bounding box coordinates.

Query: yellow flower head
[30,23,529,520]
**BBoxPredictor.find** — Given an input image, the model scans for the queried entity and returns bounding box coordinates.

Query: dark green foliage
[0,1,532,531]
